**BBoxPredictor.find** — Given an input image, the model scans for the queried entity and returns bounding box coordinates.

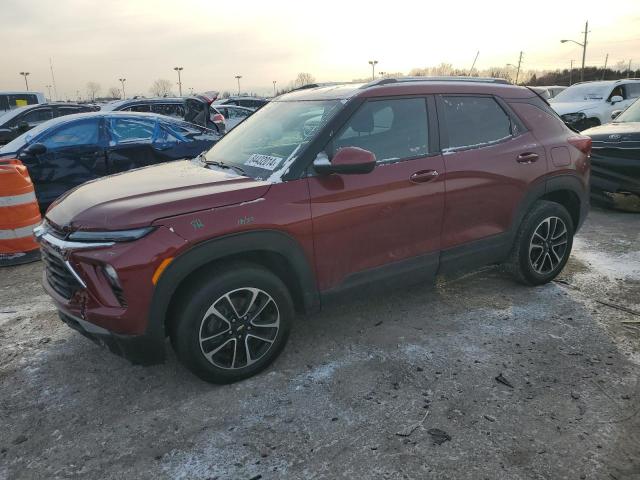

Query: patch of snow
[573,237,640,280]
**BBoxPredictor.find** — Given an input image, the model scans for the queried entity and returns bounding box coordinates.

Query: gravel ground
[0,207,639,480]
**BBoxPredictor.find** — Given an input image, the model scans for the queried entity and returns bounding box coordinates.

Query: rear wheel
[507,201,574,285]
[171,263,293,383]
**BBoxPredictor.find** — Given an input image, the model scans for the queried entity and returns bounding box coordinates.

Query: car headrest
[350,109,374,133]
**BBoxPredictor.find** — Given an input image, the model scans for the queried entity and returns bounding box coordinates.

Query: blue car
[0,111,220,211]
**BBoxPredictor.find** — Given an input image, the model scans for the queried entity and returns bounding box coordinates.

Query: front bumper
[58,311,164,365]
[36,223,186,364]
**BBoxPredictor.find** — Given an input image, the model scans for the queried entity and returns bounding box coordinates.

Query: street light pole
[569,60,574,86]
[368,60,378,81]
[235,75,242,95]
[273,81,277,96]
[119,78,126,99]
[561,20,589,82]
[174,67,183,96]
[19,72,30,90]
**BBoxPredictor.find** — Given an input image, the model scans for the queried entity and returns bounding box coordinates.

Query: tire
[171,263,294,384]
[507,200,574,286]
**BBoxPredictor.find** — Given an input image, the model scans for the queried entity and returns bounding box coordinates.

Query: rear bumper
[58,311,165,365]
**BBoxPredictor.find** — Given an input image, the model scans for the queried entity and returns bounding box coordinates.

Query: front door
[21,117,106,210]
[307,97,445,292]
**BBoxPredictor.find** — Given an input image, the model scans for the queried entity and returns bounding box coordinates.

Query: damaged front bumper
[590,147,640,212]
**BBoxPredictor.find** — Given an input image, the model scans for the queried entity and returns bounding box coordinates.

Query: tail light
[567,135,592,156]
[212,113,225,124]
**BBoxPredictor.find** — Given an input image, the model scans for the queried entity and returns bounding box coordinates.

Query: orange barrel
[0,159,42,266]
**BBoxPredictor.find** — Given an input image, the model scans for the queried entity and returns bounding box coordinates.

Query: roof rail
[360,76,511,89]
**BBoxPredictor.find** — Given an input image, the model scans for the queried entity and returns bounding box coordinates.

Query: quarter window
[441,96,512,150]
[333,98,429,163]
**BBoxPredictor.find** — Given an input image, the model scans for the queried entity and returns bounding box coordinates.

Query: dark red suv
[35,78,591,383]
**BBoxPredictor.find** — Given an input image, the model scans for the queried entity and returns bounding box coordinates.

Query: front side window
[108,117,157,144]
[40,119,100,149]
[441,96,512,150]
[332,98,429,163]
[151,103,184,118]
[205,100,342,180]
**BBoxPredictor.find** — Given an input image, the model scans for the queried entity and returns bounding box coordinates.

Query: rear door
[437,95,547,253]
[21,118,106,209]
[307,96,445,291]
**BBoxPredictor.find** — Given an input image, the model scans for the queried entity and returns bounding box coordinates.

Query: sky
[1,0,639,99]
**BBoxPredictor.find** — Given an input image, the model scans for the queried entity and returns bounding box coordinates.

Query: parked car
[104,96,227,135]
[582,98,640,211]
[528,85,566,100]
[550,79,640,131]
[0,103,94,145]
[0,111,219,211]
[36,77,591,383]
[0,91,46,113]
[215,96,268,110]
[211,105,253,130]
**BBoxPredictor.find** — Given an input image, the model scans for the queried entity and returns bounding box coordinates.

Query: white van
[0,92,46,112]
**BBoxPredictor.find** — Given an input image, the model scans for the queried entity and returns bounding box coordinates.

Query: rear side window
[8,94,39,108]
[151,103,184,118]
[333,98,429,163]
[108,117,157,144]
[41,120,99,149]
[625,83,640,99]
[127,104,151,113]
[441,96,512,150]
[56,107,84,117]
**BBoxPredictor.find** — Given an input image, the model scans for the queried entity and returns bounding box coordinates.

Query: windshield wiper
[204,158,247,176]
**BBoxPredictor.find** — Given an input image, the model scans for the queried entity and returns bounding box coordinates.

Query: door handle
[410,170,439,183]
[517,152,539,164]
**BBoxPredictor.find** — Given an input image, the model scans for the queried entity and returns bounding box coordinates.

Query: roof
[101,97,184,111]
[276,77,535,102]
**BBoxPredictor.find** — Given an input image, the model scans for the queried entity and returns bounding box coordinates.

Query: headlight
[561,112,586,124]
[68,227,155,242]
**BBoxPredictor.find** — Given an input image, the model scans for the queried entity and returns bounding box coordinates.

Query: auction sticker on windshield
[245,154,283,170]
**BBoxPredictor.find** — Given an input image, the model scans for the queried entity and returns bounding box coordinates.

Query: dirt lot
[1,207,639,480]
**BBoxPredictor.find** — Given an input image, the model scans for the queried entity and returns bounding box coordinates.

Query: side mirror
[611,110,623,120]
[22,143,47,156]
[314,147,376,175]
[610,95,623,104]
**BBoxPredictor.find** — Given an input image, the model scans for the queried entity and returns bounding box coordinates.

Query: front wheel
[171,263,293,384]
[507,200,574,285]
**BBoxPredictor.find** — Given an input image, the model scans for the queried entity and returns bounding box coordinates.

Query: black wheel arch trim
[147,229,319,342]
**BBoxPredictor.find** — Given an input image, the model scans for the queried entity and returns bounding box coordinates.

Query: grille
[41,246,82,299]
[591,147,640,161]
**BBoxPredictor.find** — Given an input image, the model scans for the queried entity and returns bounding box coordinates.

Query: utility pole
[601,53,608,80]
[469,50,479,76]
[273,80,277,96]
[569,60,574,85]
[629,60,633,78]
[368,60,378,81]
[235,75,242,95]
[515,51,523,85]
[119,78,126,99]
[561,20,589,82]
[19,72,30,90]
[49,58,58,101]
[173,67,183,96]
[45,84,52,100]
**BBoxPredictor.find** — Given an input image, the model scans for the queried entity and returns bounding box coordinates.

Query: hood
[46,160,271,230]
[583,122,640,147]
[549,101,600,116]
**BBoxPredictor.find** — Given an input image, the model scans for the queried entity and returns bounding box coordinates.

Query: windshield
[0,119,55,155]
[552,83,610,103]
[615,99,640,123]
[204,99,342,180]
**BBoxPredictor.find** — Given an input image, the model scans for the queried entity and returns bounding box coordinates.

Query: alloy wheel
[198,287,280,370]
[528,216,568,275]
